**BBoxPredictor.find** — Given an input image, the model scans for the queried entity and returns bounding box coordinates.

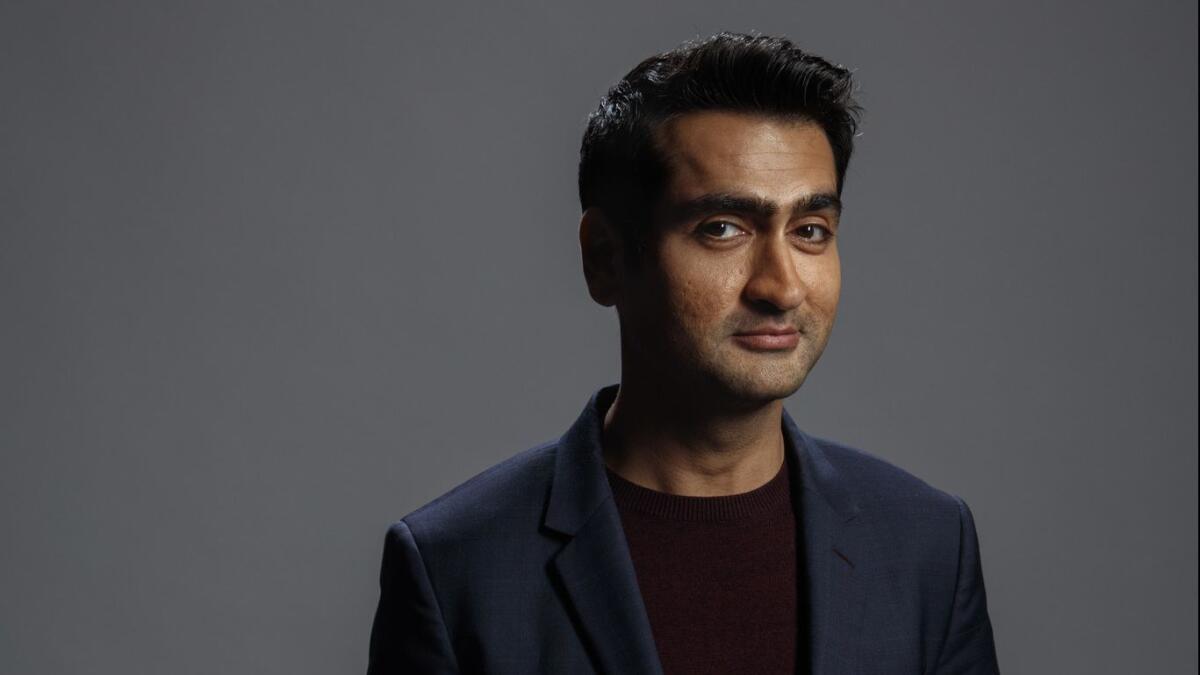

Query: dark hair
[578,31,863,262]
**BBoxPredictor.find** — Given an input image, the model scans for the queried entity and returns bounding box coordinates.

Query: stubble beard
[637,319,831,411]
[701,330,827,405]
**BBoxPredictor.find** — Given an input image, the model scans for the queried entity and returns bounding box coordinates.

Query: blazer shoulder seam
[405,441,558,521]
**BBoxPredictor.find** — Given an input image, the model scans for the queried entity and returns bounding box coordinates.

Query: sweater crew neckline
[605,457,793,523]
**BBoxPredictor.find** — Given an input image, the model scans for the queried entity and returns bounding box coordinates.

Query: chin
[709,368,809,405]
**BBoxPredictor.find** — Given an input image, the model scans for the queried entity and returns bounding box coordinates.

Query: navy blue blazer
[367,385,999,674]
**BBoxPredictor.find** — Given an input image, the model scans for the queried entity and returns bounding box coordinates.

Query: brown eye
[795,224,833,242]
[699,221,745,240]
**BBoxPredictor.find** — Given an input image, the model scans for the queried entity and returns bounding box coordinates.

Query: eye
[794,223,833,243]
[698,220,746,240]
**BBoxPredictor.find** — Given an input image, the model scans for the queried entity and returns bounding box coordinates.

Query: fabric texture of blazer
[367,384,1000,674]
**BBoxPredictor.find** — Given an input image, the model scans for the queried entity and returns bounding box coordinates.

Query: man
[368,32,999,674]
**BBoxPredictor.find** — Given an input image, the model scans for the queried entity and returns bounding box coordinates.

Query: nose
[743,233,806,312]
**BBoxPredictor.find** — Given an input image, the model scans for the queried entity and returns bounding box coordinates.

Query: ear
[579,208,625,307]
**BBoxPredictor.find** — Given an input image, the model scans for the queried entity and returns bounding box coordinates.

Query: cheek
[807,253,841,315]
[664,258,741,326]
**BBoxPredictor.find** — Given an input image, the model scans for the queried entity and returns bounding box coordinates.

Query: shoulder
[805,432,969,533]
[389,439,560,549]
[802,433,979,577]
[378,440,565,609]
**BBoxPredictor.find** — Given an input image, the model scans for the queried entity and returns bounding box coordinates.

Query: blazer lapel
[541,386,868,675]
[784,410,868,675]
[550,504,664,675]
[543,385,663,675]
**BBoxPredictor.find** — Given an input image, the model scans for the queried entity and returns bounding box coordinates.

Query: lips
[734,326,799,336]
[732,327,801,350]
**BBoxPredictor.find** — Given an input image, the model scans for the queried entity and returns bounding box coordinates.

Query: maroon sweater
[606,459,798,675]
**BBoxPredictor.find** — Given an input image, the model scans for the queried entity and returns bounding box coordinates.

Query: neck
[601,370,787,497]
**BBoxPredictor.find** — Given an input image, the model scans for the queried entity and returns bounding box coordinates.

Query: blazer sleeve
[367,520,460,674]
[931,496,1001,675]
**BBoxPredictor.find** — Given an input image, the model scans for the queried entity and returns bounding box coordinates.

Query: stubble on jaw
[617,303,834,411]
[706,314,833,404]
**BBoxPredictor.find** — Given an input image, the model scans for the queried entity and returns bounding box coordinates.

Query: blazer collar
[544,383,861,535]
[543,384,619,536]
[543,383,867,675]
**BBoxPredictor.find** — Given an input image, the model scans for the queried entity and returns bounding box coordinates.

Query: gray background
[2,1,1195,673]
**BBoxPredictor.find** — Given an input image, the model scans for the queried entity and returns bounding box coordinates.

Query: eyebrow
[668,191,843,224]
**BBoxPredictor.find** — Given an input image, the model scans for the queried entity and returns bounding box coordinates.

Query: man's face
[616,111,842,406]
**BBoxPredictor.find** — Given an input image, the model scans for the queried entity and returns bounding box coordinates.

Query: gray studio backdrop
[2,1,1196,673]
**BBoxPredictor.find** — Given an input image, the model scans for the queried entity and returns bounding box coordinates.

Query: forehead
[653,111,838,200]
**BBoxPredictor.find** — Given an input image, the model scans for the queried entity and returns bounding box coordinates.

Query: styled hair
[577,31,863,262]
